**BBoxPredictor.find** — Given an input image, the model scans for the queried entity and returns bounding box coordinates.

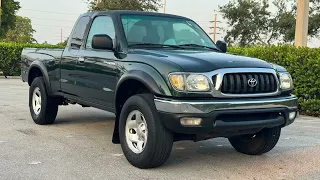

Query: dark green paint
[21,10,289,112]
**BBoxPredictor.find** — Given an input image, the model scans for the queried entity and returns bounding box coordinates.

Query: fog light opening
[289,112,297,120]
[180,118,202,126]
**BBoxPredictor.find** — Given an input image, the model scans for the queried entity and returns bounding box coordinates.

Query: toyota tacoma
[21,10,299,169]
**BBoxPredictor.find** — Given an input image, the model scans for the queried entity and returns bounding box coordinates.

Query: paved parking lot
[0,79,320,180]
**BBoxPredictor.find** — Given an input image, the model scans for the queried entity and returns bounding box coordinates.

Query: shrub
[228,45,320,116]
[0,42,63,77]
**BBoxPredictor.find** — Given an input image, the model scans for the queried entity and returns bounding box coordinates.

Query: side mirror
[216,40,227,53]
[92,34,113,50]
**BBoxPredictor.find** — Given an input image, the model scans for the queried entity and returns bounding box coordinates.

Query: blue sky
[16,0,318,47]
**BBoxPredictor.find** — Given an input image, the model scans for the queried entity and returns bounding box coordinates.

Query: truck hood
[132,49,274,72]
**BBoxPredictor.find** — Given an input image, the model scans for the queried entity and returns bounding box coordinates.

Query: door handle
[78,57,85,63]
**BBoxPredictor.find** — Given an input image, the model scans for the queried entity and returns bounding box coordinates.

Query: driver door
[75,15,118,111]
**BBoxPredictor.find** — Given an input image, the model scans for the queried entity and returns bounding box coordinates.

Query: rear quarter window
[70,16,90,49]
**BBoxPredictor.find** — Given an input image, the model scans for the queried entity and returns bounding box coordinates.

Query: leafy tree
[1,16,36,43]
[273,0,320,42]
[0,0,21,38]
[219,0,271,46]
[87,0,162,12]
[304,0,320,39]
[219,0,320,46]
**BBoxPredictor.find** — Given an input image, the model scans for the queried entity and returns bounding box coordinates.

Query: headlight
[280,73,293,90]
[169,73,210,92]
[186,74,210,91]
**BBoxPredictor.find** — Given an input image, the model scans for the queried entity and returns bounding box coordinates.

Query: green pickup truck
[21,10,298,169]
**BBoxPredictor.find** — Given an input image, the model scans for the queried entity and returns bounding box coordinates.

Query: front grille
[220,73,278,94]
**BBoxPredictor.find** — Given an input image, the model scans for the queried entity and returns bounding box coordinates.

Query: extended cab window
[86,16,115,49]
[70,16,90,49]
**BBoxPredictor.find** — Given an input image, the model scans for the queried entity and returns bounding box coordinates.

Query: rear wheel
[29,77,59,125]
[228,127,281,155]
[119,94,173,169]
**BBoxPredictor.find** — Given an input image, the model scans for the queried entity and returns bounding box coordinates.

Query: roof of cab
[80,10,190,20]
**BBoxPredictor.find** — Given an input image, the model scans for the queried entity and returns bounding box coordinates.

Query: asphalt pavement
[1,79,320,180]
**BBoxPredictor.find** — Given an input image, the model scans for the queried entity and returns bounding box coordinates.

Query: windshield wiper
[178,44,221,51]
[128,43,185,49]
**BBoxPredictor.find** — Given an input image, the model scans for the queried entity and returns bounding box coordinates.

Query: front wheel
[119,94,173,169]
[228,127,281,155]
[29,77,59,125]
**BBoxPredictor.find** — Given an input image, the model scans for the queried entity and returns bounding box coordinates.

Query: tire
[29,77,59,125]
[228,127,281,155]
[119,94,173,169]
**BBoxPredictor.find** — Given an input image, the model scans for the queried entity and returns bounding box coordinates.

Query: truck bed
[21,48,64,83]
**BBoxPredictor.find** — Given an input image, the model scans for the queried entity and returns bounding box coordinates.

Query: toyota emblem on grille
[248,78,258,87]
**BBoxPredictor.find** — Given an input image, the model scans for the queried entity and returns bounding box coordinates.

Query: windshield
[121,15,217,49]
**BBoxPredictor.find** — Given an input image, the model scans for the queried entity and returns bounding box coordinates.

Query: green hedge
[228,45,320,116]
[0,43,319,116]
[0,42,63,77]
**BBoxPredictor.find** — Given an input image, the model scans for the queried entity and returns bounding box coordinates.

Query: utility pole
[163,0,166,13]
[213,14,217,42]
[209,13,220,42]
[295,0,309,47]
[61,29,63,43]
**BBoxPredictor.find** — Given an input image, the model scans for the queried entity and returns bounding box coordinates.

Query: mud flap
[112,114,120,144]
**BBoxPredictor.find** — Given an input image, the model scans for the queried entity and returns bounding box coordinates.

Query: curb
[298,115,320,120]
[0,76,21,79]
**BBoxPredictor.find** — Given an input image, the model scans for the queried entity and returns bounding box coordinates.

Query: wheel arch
[112,70,172,144]
[28,61,52,95]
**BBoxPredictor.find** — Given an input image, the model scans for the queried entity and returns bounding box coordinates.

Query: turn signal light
[169,74,185,91]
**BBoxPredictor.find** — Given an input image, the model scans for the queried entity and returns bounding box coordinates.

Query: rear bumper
[154,95,298,135]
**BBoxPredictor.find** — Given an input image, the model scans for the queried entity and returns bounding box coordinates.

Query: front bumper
[154,95,298,135]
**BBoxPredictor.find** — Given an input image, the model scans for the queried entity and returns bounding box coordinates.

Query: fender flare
[112,70,171,144]
[28,61,53,95]
[115,70,167,97]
